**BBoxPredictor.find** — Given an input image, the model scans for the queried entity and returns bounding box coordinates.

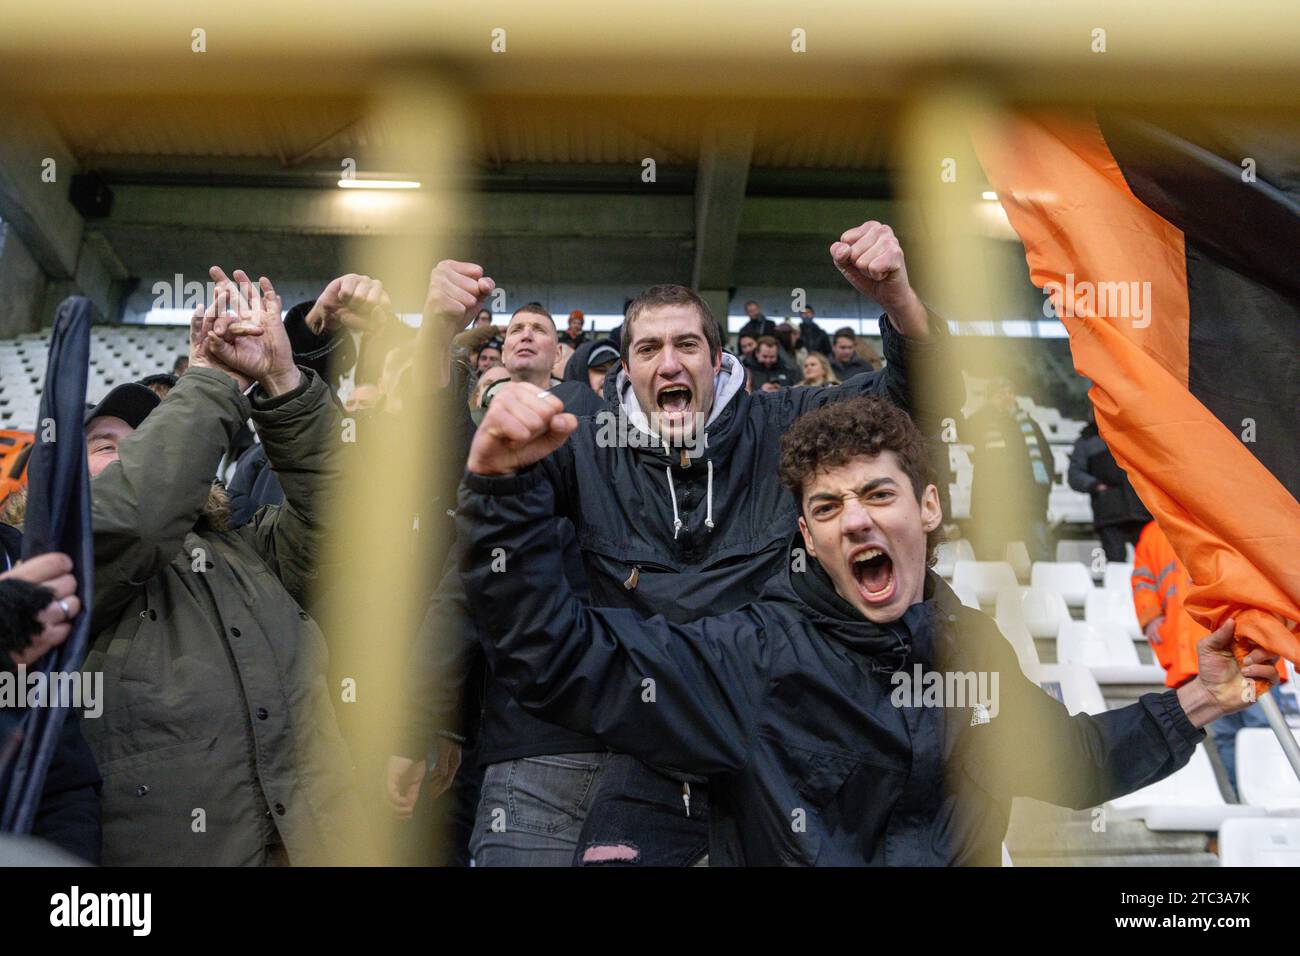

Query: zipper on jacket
[623,566,640,590]
[679,448,690,469]
[682,781,691,818]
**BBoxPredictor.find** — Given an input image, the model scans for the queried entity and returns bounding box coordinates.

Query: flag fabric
[0,297,95,833]
[973,111,1300,669]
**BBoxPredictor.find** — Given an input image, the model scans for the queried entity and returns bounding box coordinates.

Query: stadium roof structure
[0,1,1294,330]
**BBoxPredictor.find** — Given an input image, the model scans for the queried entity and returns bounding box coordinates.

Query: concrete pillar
[691,111,755,337]
[0,222,49,337]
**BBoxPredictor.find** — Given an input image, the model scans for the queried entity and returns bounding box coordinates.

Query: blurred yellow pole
[899,86,1083,854]
[317,67,469,865]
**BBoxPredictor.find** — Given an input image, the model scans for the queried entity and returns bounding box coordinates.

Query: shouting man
[458,393,1277,865]
[397,222,962,866]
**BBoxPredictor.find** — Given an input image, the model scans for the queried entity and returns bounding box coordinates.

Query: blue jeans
[469,753,608,866]
[573,754,711,867]
[1209,690,1298,794]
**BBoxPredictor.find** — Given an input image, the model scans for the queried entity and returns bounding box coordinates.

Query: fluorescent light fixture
[981,190,998,201]
[337,178,421,189]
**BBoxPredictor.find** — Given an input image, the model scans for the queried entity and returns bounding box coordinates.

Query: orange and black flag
[973,112,1299,671]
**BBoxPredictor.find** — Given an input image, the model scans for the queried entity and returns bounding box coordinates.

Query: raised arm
[830,221,930,342]
[90,297,257,628]
[196,267,342,604]
[459,383,770,775]
[769,221,957,433]
[408,260,497,397]
[237,369,339,603]
[964,615,1277,809]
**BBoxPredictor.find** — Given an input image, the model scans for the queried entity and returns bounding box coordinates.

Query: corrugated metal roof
[44,94,897,172]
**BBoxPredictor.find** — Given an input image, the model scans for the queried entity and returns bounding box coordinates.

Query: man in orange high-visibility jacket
[1132,520,1292,792]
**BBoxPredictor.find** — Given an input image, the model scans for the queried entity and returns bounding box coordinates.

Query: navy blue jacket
[406,317,949,754]
[457,469,1205,866]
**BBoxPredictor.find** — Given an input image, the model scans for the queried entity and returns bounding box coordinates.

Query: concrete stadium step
[1005,798,1214,866]
[1010,852,1220,867]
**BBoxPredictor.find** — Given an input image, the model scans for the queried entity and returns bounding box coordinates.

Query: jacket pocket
[225,549,278,607]
[781,743,866,822]
[769,736,892,865]
[119,590,162,685]
[96,735,251,866]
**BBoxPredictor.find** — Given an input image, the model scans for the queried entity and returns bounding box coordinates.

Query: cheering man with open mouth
[457,390,1278,865]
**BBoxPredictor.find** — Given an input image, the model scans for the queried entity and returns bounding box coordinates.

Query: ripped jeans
[572,754,711,867]
[470,753,608,866]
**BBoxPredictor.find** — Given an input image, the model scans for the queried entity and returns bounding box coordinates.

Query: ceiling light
[337,179,421,190]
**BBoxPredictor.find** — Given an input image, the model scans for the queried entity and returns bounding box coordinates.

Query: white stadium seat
[1107,746,1265,832]
[1049,445,1071,479]
[1047,487,1093,524]
[1084,588,1143,641]
[1003,541,1031,583]
[994,616,1042,681]
[1219,818,1300,867]
[1102,562,1134,592]
[1056,621,1165,684]
[1031,561,1097,608]
[1236,727,1300,812]
[951,561,1018,606]
[1056,539,1103,567]
[1,324,188,428]
[996,586,1069,640]
[947,443,972,474]
[934,539,975,579]
[948,485,971,520]
[951,582,981,610]
[1036,663,1107,716]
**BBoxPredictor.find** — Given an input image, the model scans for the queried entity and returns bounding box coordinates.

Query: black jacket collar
[762,531,982,677]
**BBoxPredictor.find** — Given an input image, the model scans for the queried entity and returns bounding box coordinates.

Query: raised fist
[466,382,577,476]
[830,221,928,339]
[308,274,394,335]
[422,260,496,345]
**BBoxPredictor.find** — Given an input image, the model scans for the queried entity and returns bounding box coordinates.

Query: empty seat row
[953,557,1142,614]
[1055,620,1164,684]
[950,559,1096,606]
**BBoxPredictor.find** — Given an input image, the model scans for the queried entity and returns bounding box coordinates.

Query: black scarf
[781,532,942,676]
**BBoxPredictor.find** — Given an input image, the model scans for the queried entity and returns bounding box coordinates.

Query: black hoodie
[458,466,1205,866]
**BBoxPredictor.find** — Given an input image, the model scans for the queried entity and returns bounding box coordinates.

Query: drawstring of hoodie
[665,458,715,539]
[705,459,715,530]
[665,466,683,540]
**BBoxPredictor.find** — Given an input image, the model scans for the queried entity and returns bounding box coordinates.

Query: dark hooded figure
[554,341,621,418]
[1068,411,1151,561]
